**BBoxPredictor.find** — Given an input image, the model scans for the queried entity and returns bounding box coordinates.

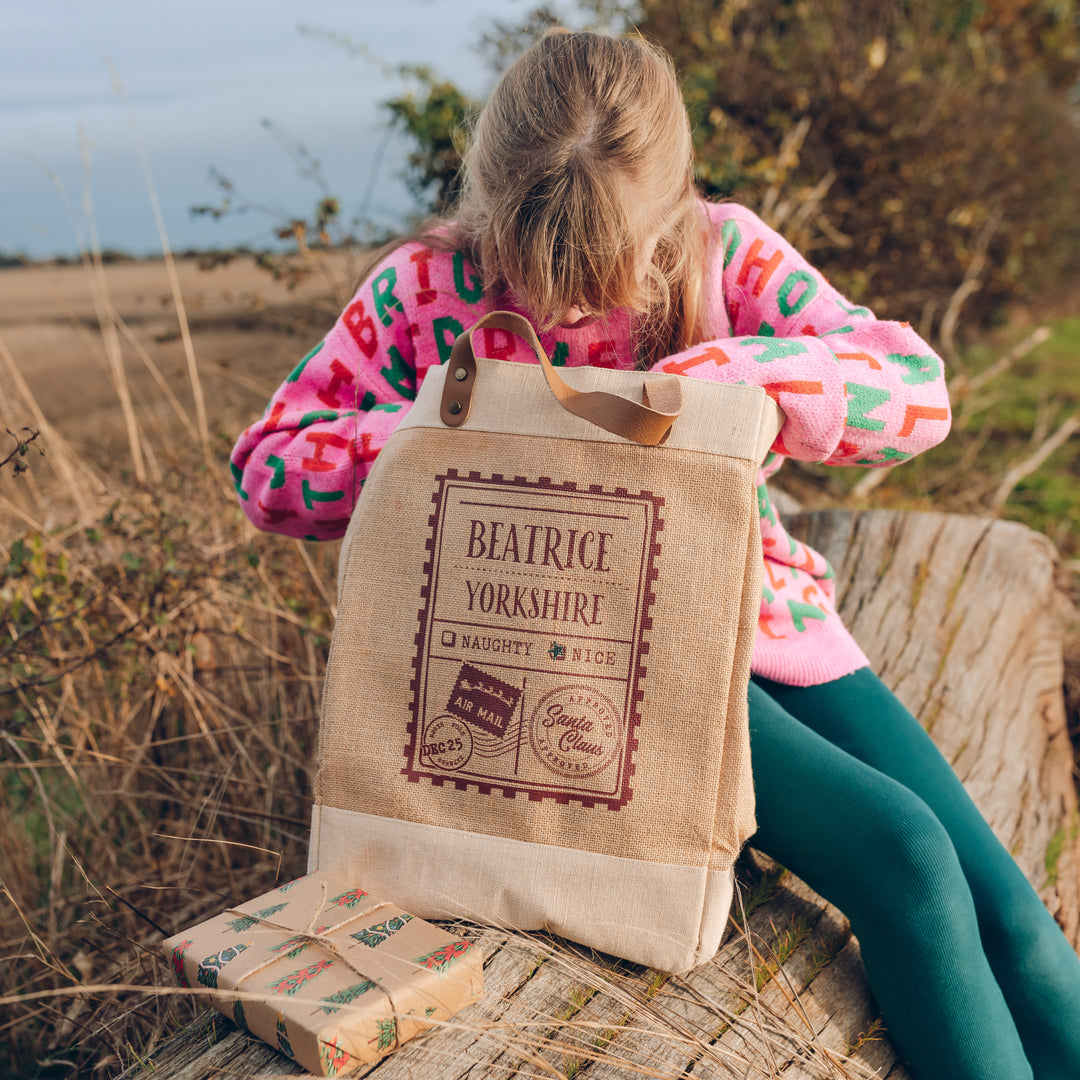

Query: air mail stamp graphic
[404,471,663,810]
[446,662,522,736]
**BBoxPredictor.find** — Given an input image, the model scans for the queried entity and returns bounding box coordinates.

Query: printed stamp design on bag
[528,686,621,780]
[404,470,663,810]
[445,662,521,736]
[418,716,473,771]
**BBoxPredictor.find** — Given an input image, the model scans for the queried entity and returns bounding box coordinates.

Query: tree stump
[117,509,1079,1080]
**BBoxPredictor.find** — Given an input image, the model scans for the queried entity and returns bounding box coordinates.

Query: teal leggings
[749,668,1080,1080]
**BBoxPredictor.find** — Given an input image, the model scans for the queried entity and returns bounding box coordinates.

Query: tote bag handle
[441,311,683,447]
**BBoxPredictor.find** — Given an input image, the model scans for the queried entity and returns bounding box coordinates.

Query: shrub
[634,0,1080,332]
[383,0,1080,336]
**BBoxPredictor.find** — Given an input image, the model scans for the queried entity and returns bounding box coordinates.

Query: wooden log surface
[792,508,1080,943]
[117,509,1079,1080]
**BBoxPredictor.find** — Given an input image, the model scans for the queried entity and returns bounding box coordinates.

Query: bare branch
[938,206,1002,371]
[950,325,1052,404]
[1,428,42,474]
[759,117,813,229]
[990,414,1080,513]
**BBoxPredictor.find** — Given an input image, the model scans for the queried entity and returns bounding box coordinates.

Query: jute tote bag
[309,312,782,974]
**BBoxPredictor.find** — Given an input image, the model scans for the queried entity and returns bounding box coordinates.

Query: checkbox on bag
[441,630,456,648]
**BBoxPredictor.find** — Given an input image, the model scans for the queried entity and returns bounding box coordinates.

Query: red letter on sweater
[736,239,784,298]
[303,431,351,472]
[342,299,378,359]
[482,327,515,361]
[410,249,437,306]
[316,359,355,410]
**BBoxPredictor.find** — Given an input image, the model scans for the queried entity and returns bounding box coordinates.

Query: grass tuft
[0,447,335,1076]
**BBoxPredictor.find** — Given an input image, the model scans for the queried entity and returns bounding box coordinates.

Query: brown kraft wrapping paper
[163,871,483,1076]
[311,344,782,974]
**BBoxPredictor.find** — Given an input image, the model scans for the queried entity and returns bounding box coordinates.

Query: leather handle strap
[440,311,683,446]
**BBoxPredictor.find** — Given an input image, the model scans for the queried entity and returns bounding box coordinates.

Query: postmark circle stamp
[419,715,473,772]
[528,686,622,780]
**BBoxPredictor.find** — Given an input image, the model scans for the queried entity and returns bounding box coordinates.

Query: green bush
[628,0,1080,331]
[386,0,1080,336]
[383,66,479,214]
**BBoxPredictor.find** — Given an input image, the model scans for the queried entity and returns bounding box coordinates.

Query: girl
[230,29,1080,1080]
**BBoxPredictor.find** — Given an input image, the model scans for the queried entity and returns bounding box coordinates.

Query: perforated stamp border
[401,468,664,811]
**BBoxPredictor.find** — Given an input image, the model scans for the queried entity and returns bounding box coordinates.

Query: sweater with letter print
[230,202,951,686]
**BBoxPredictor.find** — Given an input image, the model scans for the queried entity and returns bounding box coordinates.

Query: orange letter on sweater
[736,239,784,297]
[898,405,949,437]
[662,346,730,376]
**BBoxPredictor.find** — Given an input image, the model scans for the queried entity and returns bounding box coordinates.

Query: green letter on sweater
[886,352,941,385]
[787,599,827,634]
[721,219,742,267]
[777,271,818,317]
[372,268,404,327]
[452,252,483,304]
[845,382,890,431]
[380,345,416,399]
[434,317,465,365]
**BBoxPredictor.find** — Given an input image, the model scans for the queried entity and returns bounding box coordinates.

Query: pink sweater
[231,202,951,686]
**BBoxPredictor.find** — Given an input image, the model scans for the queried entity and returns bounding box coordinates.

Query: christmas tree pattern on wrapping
[224,902,287,935]
[229,202,951,685]
[269,959,335,996]
[268,935,314,961]
[170,939,194,987]
[326,887,370,910]
[372,1016,398,1052]
[350,913,413,948]
[413,940,475,975]
[313,979,378,1015]
[197,942,250,989]
[232,999,247,1031]
[319,1036,353,1076]
[276,1013,295,1060]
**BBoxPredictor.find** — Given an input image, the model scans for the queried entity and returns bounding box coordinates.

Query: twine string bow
[218,880,403,1053]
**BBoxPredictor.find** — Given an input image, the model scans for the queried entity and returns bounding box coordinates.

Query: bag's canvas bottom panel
[309,803,735,974]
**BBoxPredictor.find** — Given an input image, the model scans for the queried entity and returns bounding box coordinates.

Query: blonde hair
[367,29,707,368]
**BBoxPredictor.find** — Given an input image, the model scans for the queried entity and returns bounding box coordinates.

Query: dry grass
[0,436,335,1076]
[0,463,887,1079]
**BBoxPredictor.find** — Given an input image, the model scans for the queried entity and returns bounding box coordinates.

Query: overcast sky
[1,0,542,259]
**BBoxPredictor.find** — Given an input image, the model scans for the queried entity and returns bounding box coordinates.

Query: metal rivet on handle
[448,400,462,415]
[454,367,468,382]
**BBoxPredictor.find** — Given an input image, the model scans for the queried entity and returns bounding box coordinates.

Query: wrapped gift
[163,872,484,1076]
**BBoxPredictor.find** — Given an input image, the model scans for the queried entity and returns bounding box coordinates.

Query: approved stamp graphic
[528,686,622,780]
[404,471,663,810]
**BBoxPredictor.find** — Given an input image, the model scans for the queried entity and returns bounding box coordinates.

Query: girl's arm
[655,203,951,467]
[229,251,422,540]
